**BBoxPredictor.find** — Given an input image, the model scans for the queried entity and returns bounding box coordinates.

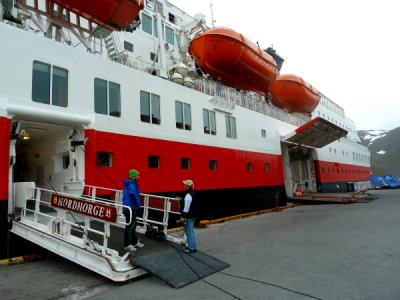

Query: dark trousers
[123,208,138,247]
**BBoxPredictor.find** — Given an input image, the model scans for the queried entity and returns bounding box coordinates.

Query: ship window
[175,101,191,130]
[209,160,218,170]
[52,66,68,107]
[321,168,324,173]
[203,109,216,135]
[148,155,160,168]
[32,61,68,107]
[32,61,51,104]
[261,129,266,137]
[124,41,134,52]
[225,115,237,139]
[168,13,176,24]
[109,82,121,117]
[264,163,270,172]
[175,33,181,48]
[165,26,174,45]
[181,158,191,169]
[153,18,158,37]
[247,162,253,171]
[94,78,121,117]
[63,154,70,169]
[140,91,161,124]
[150,52,159,62]
[97,152,113,167]
[142,13,152,34]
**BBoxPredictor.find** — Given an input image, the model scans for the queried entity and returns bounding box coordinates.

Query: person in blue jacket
[122,169,144,252]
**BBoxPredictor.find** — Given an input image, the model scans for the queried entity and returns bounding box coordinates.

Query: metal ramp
[10,185,184,282]
[133,245,230,288]
[288,192,378,204]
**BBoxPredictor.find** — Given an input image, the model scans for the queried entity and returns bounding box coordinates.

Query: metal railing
[194,78,310,127]
[84,185,182,241]
[20,187,131,259]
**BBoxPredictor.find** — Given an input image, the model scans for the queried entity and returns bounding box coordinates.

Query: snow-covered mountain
[358,127,400,176]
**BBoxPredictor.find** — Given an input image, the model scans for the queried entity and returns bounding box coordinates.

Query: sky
[169,0,400,131]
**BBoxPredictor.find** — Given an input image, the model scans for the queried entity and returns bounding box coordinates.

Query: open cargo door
[282,117,348,148]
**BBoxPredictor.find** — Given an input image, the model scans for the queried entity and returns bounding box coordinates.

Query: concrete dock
[1,189,400,300]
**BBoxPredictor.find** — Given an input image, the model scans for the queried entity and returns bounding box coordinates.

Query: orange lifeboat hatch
[189,28,278,96]
[269,74,321,115]
[51,0,145,32]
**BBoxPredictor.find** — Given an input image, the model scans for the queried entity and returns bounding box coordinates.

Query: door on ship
[281,143,317,197]
[10,120,86,209]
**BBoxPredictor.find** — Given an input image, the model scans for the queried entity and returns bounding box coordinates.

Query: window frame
[140,90,161,124]
[141,12,153,35]
[94,78,121,117]
[32,60,68,107]
[165,25,174,45]
[203,108,217,135]
[225,115,237,139]
[175,101,192,130]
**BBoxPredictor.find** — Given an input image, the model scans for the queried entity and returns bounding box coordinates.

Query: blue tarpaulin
[370,175,400,188]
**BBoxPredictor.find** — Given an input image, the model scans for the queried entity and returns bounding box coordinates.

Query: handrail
[194,77,310,127]
[20,186,133,259]
[83,185,181,240]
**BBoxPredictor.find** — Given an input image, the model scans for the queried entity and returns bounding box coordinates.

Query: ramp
[133,245,230,288]
[289,192,382,204]
[11,185,184,282]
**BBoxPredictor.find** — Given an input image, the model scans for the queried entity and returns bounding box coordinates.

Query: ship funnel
[264,47,284,71]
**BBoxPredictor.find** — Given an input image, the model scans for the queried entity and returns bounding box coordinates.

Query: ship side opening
[281,142,317,197]
[10,120,86,211]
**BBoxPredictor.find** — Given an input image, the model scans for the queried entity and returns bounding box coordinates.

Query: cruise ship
[0,0,371,276]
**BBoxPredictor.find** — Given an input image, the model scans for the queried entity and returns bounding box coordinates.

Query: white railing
[194,78,310,127]
[20,187,131,259]
[83,185,182,241]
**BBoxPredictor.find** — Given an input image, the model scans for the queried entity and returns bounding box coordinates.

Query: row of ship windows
[96,152,271,172]
[316,111,355,134]
[319,96,344,117]
[328,147,370,163]
[31,61,239,138]
[140,12,180,47]
[321,168,369,175]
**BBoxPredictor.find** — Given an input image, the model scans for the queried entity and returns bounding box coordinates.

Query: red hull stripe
[315,160,371,183]
[84,130,285,193]
[84,130,371,193]
[0,117,11,200]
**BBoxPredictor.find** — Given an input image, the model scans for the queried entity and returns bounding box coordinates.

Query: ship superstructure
[0,0,371,268]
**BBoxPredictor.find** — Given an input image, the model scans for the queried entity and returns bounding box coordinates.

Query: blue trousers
[123,208,138,247]
[184,218,197,251]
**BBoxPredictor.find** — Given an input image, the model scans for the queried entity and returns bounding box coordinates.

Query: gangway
[10,184,183,282]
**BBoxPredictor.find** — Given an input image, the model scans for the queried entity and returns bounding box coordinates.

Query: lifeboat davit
[269,74,321,115]
[51,0,144,31]
[189,27,278,96]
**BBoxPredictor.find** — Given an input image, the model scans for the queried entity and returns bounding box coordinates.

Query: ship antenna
[210,2,216,27]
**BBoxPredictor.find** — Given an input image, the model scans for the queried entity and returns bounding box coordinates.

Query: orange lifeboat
[269,74,321,115]
[189,27,278,96]
[51,0,144,31]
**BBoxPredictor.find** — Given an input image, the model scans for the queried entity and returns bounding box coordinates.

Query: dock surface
[1,189,400,299]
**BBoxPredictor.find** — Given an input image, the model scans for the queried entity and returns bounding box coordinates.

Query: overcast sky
[169,0,400,131]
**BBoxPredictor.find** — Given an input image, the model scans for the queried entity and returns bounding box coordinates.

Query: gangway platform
[10,184,190,282]
[288,192,381,204]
